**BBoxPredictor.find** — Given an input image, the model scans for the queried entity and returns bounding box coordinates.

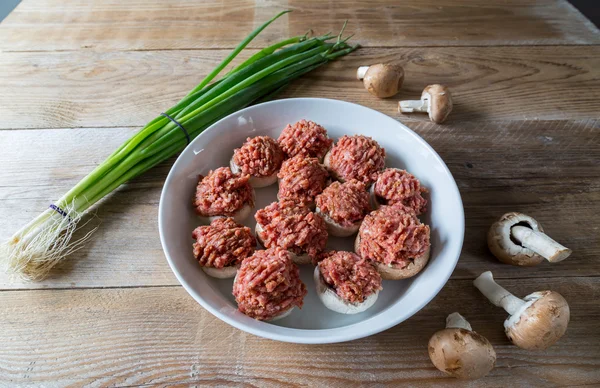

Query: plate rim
[158,97,465,344]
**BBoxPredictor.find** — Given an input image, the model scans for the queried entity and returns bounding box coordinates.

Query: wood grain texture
[0,278,598,387]
[0,0,598,52]
[0,46,599,130]
[0,120,597,289]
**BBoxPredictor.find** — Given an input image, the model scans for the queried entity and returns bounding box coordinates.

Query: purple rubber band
[49,204,69,219]
[161,112,190,145]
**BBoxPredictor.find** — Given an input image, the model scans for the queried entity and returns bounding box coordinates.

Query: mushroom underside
[487,213,545,266]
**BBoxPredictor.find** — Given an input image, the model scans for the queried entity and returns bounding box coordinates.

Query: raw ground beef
[192,217,256,268]
[193,167,254,216]
[326,135,385,185]
[358,205,430,267]
[255,200,328,259]
[277,120,333,160]
[233,136,284,177]
[277,155,329,205]
[233,247,307,320]
[318,251,382,304]
[374,168,427,215]
[315,180,371,227]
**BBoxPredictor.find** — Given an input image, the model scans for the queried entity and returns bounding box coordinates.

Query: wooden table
[1,1,599,386]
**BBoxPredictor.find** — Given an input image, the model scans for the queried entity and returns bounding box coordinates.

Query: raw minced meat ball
[373,168,428,215]
[326,135,385,185]
[318,251,382,304]
[357,205,430,267]
[193,167,254,217]
[232,136,284,178]
[233,247,307,320]
[192,217,256,268]
[277,119,333,160]
[255,200,328,260]
[315,179,371,227]
[277,155,329,205]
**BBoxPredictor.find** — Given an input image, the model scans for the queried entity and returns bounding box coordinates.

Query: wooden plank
[0,278,598,386]
[1,46,599,130]
[0,0,598,52]
[0,120,597,289]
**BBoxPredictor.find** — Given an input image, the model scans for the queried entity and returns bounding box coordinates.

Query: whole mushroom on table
[474,271,570,350]
[428,312,496,380]
[399,84,453,124]
[488,212,571,266]
[356,63,405,98]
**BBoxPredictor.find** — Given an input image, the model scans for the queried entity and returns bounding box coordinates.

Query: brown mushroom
[398,84,452,123]
[488,212,571,266]
[428,312,496,379]
[474,271,570,350]
[356,64,404,98]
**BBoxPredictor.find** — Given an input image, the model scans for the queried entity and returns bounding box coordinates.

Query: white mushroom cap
[504,290,570,350]
[354,234,431,280]
[358,63,405,98]
[315,206,361,237]
[474,271,570,350]
[255,223,312,265]
[230,157,278,188]
[488,212,571,266]
[201,264,240,279]
[428,312,496,379]
[314,266,379,314]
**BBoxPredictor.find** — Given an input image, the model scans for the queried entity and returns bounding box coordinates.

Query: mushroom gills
[314,266,378,314]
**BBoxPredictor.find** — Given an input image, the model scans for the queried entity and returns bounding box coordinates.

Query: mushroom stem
[474,271,525,315]
[399,99,429,113]
[511,225,571,263]
[356,66,369,80]
[446,312,472,331]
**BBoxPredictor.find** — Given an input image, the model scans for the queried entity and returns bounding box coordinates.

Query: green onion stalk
[1,11,358,281]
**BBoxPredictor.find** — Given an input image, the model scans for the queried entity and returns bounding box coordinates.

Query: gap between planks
[1,276,598,292]
[2,43,600,54]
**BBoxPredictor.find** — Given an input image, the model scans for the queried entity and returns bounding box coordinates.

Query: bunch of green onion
[1,11,357,281]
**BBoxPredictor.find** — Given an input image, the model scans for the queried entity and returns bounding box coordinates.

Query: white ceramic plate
[158,98,464,344]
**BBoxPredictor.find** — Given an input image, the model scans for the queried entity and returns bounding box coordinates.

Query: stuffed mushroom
[355,205,430,280]
[315,179,371,237]
[192,217,256,278]
[230,136,284,188]
[314,251,382,314]
[255,200,328,265]
[193,167,255,223]
[324,135,386,185]
[233,248,307,321]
